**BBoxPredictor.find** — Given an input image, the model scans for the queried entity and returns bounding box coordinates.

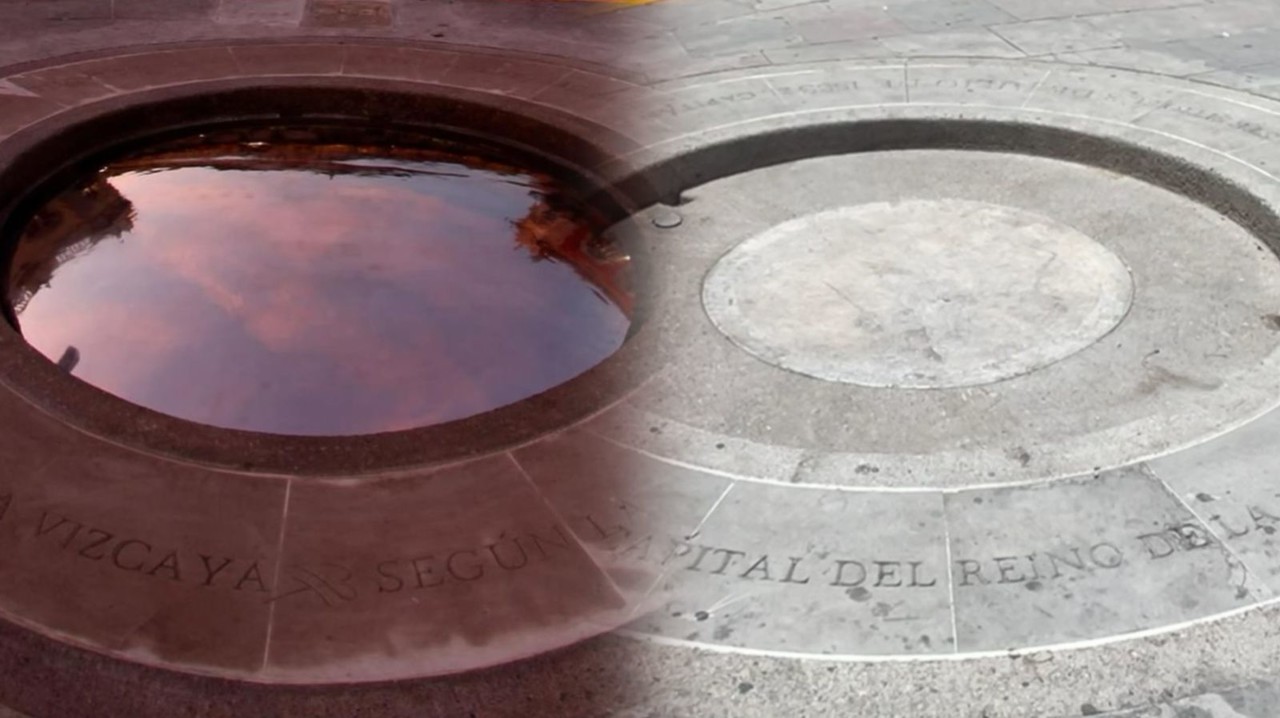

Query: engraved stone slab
[947,468,1268,652]
[306,0,391,28]
[512,428,735,604]
[263,456,628,683]
[0,379,285,675]
[214,0,304,26]
[1150,407,1280,592]
[627,484,953,655]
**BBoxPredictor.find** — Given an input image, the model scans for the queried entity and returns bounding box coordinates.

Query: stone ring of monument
[0,40,661,687]
[574,60,1280,660]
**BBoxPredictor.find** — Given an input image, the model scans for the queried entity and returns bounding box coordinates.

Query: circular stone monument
[565,58,1280,669]
[7,37,1280,718]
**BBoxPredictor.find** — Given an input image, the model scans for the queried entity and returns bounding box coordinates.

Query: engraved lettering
[874,561,903,587]
[235,561,268,592]
[1046,548,1085,578]
[961,543,1121,589]
[1089,542,1123,568]
[1250,506,1280,534]
[781,556,811,585]
[60,522,83,549]
[1046,85,1095,100]
[76,528,114,561]
[377,559,406,593]
[831,560,867,587]
[1171,523,1213,550]
[487,536,529,571]
[34,511,72,538]
[1210,513,1250,539]
[1140,531,1179,559]
[35,512,83,548]
[994,556,1025,584]
[908,561,937,587]
[111,539,151,572]
[1024,555,1043,582]
[708,548,746,575]
[580,514,628,543]
[198,555,233,587]
[446,550,483,581]
[741,555,772,581]
[148,551,182,581]
[685,545,716,572]
[653,92,758,118]
[528,526,573,557]
[411,556,444,588]
[957,559,988,586]
[1166,103,1280,142]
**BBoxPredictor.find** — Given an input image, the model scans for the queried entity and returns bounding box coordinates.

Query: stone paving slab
[629,484,954,656]
[949,468,1266,652]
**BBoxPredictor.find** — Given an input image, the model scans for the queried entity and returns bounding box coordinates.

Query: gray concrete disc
[702,198,1135,388]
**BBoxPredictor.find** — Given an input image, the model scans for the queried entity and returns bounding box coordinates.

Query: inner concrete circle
[701,199,1135,388]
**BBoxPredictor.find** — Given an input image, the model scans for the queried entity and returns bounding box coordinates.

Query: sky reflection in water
[8,138,631,435]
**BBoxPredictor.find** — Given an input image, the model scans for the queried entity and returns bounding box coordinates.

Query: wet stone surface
[5,124,632,436]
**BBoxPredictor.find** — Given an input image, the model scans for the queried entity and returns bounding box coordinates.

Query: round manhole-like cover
[702,199,1134,388]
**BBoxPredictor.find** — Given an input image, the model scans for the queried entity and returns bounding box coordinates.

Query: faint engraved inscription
[575,515,939,590]
[10,491,583,609]
[307,0,391,27]
[1202,503,1280,540]
[651,71,1220,129]
[573,511,1231,599]
[954,543,1124,587]
[362,525,581,599]
[652,91,759,119]
[1161,102,1280,143]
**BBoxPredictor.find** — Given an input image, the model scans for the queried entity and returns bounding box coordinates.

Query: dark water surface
[7,127,632,436]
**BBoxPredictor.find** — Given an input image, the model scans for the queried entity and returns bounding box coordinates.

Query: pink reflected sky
[14,153,630,436]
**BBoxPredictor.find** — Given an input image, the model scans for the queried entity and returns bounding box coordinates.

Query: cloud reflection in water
[8,134,632,436]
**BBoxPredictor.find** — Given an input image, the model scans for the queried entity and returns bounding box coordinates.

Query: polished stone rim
[619,116,1280,250]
